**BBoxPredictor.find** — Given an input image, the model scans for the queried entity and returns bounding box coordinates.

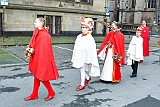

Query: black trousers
[131,60,138,75]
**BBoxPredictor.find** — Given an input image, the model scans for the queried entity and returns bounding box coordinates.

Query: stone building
[116,0,159,24]
[0,0,106,36]
[108,0,160,33]
[0,0,159,36]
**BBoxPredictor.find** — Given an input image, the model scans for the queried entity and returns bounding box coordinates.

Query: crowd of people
[24,17,151,101]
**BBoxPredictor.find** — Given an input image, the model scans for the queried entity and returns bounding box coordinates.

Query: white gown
[98,44,114,81]
[127,36,143,65]
[71,34,100,77]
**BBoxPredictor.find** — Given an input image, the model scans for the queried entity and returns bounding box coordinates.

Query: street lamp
[1,0,8,42]
[2,6,6,42]
[158,8,160,62]
[120,0,124,27]
[102,0,109,36]
[120,0,128,28]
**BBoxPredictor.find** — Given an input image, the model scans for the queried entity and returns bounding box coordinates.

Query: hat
[81,17,94,29]
[136,27,142,32]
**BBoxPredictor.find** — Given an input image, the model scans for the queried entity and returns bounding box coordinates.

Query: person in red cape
[138,20,150,62]
[158,40,160,45]
[24,17,59,101]
[97,21,125,83]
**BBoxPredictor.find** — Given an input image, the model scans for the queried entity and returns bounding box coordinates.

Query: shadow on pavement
[123,95,160,107]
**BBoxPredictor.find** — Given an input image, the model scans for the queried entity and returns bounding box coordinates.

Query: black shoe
[130,74,137,78]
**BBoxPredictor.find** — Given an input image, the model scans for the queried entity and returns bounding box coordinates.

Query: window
[66,0,74,2]
[46,16,53,34]
[131,0,136,8]
[80,0,93,4]
[148,0,156,8]
[37,15,53,34]
[37,15,44,18]
[55,16,61,34]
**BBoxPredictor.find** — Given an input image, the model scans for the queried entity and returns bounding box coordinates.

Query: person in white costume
[71,17,100,91]
[127,28,143,78]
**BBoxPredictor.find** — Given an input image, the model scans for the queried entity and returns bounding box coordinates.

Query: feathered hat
[81,17,94,30]
[136,27,143,32]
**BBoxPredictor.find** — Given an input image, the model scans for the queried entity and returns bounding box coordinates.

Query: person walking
[24,17,59,101]
[71,17,100,91]
[158,40,160,45]
[127,28,143,78]
[138,20,150,62]
[97,21,125,83]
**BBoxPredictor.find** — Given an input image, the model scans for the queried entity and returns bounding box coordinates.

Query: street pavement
[0,36,160,107]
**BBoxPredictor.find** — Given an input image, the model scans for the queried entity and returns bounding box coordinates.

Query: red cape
[28,29,59,81]
[158,40,160,45]
[139,25,150,56]
[97,30,125,65]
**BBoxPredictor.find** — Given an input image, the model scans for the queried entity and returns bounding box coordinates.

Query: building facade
[108,0,160,33]
[0,0,106,36]
[0,0,159,36]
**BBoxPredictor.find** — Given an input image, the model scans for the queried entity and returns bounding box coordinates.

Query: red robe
[28,29,59,81]
[139,25,150,56]
[97,30,125,82]
[158,40,160,45]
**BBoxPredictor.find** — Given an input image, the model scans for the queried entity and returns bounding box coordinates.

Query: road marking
[1,48,26,63]
[53,44,103,52]
[53,45,73,51]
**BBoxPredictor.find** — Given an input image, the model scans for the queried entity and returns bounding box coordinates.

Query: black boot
[130,60,138,78]
[130,74,137,78]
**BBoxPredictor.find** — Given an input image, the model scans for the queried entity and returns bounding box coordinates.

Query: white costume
[71,33,100,76]
[127,36,143,65]
[98,46,113,81]
[71,18,100,89]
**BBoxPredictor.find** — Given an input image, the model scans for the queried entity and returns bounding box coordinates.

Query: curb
[0,63,28,68]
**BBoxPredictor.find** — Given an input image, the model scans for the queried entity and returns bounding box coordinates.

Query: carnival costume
[139,21,150,56]
[127,29,143,77]
[97,23,125,83]
[71,17,100,91]
[24,28,59,101]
